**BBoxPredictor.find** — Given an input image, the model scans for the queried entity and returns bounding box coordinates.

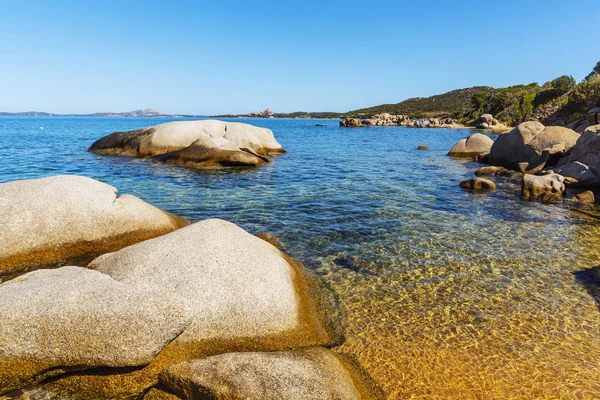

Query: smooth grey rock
[489,122,579,171]
[0,267,192,394]
[159,348,381,400]
[88,120,285,167]
[448,133,494,157]
[91,219,342,353]
[0,175,187,280]
[554,125,600,187]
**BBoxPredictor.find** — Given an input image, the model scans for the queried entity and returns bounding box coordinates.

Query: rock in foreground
[0,175,187,280]
[91,219,343,351]
[522,173,566,202]
[488,122,580,171]
[0,267,192,394]
[88,120,286,168]
[1,220,345,398]
[448,133,494,158]
[159,348,383,400]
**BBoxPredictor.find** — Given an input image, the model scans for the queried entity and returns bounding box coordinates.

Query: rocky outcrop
[0,175,187,280]
[522,173,566,202]
[588,107,600,125]
[249,108,275,118]
[459,178,497,191]
[88,120,286,168]
[91,219,342,351]
[159,348,383,400]
[488,122,580,171]
[0,267,192,393]
[448,133,494,158]
[340,118,364,127]
[23,219,344,398]
[554,125,600,187]
[341,115,460,128]
[476,114,499,129]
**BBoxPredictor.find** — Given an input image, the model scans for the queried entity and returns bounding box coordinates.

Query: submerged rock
[475,166,506,176]
[459,178,497,191]
[554,125,600,187]
[0,175,187,280]
[0,267,192,394]
[575,190,596,203]
[448,133,494,158]
[488,122,580,171]
[159,348,383,400]
[88,120,286,168]
[522,173,566,202]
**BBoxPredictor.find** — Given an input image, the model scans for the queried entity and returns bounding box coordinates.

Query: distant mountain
[0,108,205,118]
[213,109,343,119]
[0,111,58,116]
[89,108,165,117]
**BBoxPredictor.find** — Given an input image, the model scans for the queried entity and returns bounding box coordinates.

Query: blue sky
[0,0,598,115]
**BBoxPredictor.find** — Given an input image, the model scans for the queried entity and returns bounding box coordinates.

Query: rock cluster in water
[449,108,600,204]
[340,113,462,128]
[0,176,382,399]
[88,120,286,168]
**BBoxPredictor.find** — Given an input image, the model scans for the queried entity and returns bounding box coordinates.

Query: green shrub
[568,74,600,111]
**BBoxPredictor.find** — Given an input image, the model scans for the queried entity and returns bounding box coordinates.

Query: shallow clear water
[1,117,600,399]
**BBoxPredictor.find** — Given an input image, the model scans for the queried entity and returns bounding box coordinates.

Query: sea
[1,116,600,399]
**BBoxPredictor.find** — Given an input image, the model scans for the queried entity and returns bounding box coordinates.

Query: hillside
[344,61,600,127]
[346,86,495,118]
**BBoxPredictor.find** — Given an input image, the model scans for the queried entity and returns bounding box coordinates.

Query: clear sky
[1,0,599,115]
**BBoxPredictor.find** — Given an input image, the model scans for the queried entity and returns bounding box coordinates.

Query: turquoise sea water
[2,117,600,399]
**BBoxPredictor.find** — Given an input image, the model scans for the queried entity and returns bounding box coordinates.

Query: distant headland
[0,108,204,118]
[2,60,598,129]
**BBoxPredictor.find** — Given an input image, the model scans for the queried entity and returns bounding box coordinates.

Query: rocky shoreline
[339,113,510,131]
[0,175,383,399]
[448,107,600,204]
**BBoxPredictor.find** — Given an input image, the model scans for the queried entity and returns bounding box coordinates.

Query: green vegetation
[345,61,600,127]
[346,87,494,118]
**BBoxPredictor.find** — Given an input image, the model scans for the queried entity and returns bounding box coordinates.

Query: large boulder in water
[521,173,566,202]
[0,266,192,394]
[488,122,580,171]
[554,125,600,187]
[0,175,187,280]
[35,219,344,398]
[88,120,286,168]
[159,348,383,400]
[447,133,494,157]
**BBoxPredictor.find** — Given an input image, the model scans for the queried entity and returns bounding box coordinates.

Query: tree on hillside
[568,74,600,111]
[551,75,576,94]
[584,61,600,81]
